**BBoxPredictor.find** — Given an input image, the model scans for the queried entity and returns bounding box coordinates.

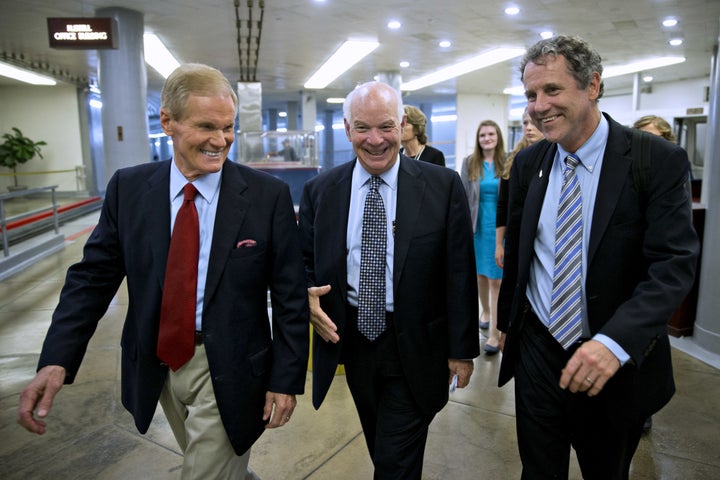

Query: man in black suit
[498,36,699,479]
[298,81,479,478]
[18,63,309,479]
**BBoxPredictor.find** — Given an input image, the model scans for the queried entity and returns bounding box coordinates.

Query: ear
[344,118,352,141]
[588,71,601,101]
[160,108,173,136]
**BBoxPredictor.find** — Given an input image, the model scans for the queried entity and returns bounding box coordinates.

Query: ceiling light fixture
[399,61,410,68]
[505,7,520,15]
[662,18,678,27]
[144,33,180,78]
[503,56,686,96]
[503,86,525,96]
[603,56,685,78]
[540,31,554,39]
[669,38,683,46]
[0,61,56,85]
[326,97,345,104]
[401,47,525,91]
[438,40,452,48]
[387,20,401,29]
[304,39,379,89]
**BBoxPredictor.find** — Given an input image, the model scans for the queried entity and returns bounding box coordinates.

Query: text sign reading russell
[47,18,118,49]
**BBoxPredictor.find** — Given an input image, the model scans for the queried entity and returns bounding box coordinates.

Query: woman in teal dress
[460,120,506,354]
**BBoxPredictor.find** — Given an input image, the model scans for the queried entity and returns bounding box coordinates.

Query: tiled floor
[1,211,719,479]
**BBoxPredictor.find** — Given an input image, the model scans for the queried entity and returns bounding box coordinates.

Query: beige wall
[0,83,83,192]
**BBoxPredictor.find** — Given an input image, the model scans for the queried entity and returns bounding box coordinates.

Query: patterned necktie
[549,154,584,349]
[358,175,387,341]
[158,183,199,370]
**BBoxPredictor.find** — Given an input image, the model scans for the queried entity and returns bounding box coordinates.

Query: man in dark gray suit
[299,81,479,479]
[498,36,699,479]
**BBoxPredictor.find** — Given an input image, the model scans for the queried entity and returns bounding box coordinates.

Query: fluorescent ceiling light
[144,33,180,78]
[603,56,685,78]
[504,56,686,95]
[0,61,56,85]
[503,86,525,96]
[326,97,345,104]
[401,47,525,91]
[304,40,379,89]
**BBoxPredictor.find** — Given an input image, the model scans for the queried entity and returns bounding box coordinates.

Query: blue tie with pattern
[358,175,387,341]
[549,154,584,349]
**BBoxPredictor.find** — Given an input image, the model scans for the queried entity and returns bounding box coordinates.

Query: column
[694,32,720,356]
[302,91,317,133]
[454,93,510,172]
[95,7,150,186]
[376,72,402,93]
[322,109,335,170]
[287,101,299,131]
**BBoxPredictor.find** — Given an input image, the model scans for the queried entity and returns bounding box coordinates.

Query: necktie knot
[183,183,198,202]
[565,154,580,172]
[368,175,382,193]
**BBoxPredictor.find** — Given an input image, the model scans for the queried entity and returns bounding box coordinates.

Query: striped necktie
[549,154,583,349]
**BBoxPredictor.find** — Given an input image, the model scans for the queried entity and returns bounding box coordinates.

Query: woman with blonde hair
[401,105,446,166]
[633,115,676,142]
[460,119,505,354]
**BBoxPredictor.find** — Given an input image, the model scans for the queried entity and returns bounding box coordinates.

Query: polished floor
[1,211,720,479]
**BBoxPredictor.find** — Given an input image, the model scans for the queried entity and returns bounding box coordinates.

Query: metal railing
[0,185,59,257]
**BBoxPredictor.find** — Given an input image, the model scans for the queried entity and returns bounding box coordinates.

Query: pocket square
[236,239,257,248]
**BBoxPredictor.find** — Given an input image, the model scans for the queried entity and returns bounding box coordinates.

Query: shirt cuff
[593,333,631,366]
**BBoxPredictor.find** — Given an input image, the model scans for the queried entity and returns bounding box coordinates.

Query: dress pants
[513,307,645,480]
[159,341,259,480]
[342,305,433,480]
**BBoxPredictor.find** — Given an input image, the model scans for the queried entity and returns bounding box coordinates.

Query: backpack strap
[631,128,651,194]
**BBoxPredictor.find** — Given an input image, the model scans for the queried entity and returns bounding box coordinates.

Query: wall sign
[47,17,118,49]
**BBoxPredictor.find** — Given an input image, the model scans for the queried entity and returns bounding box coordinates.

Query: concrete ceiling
[1,0,718,110]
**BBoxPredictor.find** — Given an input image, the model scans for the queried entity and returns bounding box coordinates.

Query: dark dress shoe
[484,344,500,355]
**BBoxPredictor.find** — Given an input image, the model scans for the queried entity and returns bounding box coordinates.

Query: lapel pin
[538,170,543,178]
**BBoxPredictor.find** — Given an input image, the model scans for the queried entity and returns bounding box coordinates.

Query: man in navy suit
[17,63,309,479]
[498,36,699,479]
[299,81,479,478]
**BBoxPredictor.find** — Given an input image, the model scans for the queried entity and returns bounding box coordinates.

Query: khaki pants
[159,343,258,480]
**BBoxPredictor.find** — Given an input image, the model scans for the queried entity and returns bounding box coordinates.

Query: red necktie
[157,183,199,371]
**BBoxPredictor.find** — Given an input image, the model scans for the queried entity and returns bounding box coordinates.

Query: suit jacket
[418,145,446,167]
[38,160,309,455]
[498,113,699,418]
[298,155,479,416]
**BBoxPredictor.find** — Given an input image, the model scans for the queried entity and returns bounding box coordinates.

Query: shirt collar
[169,160,222,203]
[556,114,609,174]
[353,155,400,192]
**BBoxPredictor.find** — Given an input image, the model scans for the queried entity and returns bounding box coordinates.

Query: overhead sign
[47,17,118,49]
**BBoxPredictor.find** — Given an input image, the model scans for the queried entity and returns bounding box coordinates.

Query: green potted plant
[0,127,46,191]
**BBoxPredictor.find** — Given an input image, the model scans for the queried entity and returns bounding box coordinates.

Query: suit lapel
[588,116,633,264]
[518,148,555,274]
[394,156,424,290]
[319,161,353,300]
[146,162,172,290]
[205,162,250,306]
